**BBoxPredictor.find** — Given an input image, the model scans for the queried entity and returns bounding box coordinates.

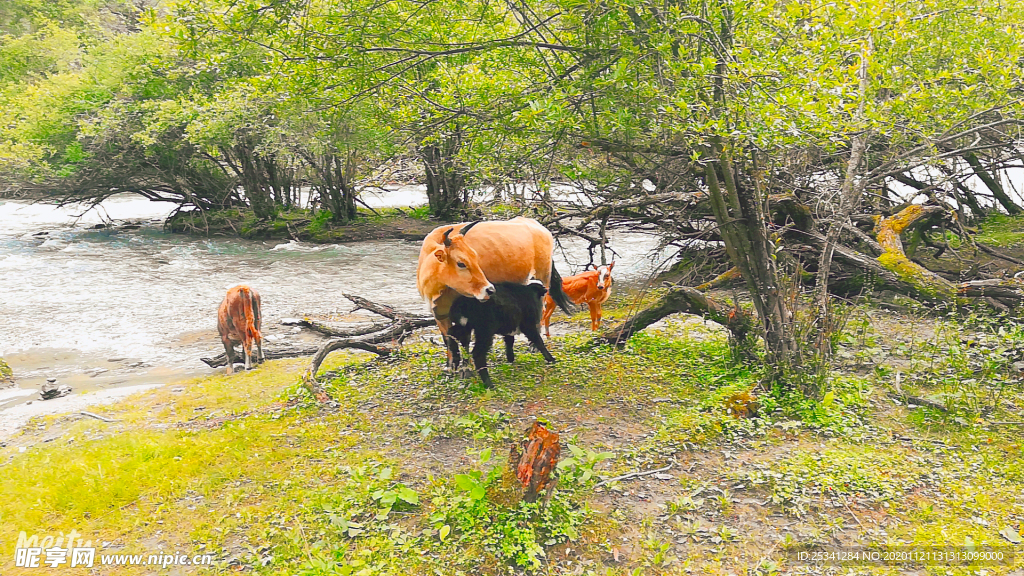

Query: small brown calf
[542,262,615,337]
[217,285,265,374]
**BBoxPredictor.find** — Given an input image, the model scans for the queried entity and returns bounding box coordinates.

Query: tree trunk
[421,134,466,220]
[705,145,801,381]
[963,152,1021,215]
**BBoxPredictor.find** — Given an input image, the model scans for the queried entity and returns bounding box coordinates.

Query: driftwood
[201,294,436,374]
[80,411,117,422]
[976,242,1024,266]
[201,344,325,368]
[301,295,438,397]
[594,462,674,488]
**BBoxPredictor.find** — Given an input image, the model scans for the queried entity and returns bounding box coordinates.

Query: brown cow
[217,285,265,374]
[416,217,573,363]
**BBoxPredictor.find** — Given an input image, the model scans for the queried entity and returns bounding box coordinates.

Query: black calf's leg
[472,333,495,387]
[504,335,515,363]
[522,325,556,363]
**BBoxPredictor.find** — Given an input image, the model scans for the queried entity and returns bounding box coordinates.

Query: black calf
[447,281,556,387]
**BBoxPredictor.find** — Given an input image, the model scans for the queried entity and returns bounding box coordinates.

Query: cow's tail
[549,263,574,315]
[240,287,261,344]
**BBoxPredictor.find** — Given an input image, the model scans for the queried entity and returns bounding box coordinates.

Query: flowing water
[0,190,669,426]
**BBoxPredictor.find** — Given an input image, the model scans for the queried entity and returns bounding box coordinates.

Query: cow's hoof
[456,366,475,379]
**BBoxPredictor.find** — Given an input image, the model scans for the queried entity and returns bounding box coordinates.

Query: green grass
[2,310,1024,575]
[976,213,1024,247]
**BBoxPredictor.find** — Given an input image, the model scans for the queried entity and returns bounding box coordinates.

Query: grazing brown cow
[416,217,573,363]
[541,261,615,337]
[217,285,265,374]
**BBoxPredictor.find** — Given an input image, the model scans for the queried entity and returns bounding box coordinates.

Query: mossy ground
[2,303,1023,575]
[977,213,1024,248]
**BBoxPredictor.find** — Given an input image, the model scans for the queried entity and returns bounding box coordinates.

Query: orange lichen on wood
[874,205,958,301]
[509,421,561,503]
[876,204,933,253]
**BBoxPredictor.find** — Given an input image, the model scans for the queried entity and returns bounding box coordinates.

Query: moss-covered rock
[0,358,13,385]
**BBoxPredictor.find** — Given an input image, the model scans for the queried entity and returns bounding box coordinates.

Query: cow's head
[433,221,495,301]
[596,261,615,290]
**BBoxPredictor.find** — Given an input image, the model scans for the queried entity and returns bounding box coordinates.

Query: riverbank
[165,206,443,243]
[2,301,1022,575]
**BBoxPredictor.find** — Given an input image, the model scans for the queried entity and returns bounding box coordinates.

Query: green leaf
[379,466,393,481]
[439,524,451,541]
[556,457,577,469]
[455,474,477,491]
[398,486,419,505]
[822,391,835,407]
[470,484,486,501]
[479,447,492,464]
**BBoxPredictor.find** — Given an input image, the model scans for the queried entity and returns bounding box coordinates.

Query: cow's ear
[434,248,446,262]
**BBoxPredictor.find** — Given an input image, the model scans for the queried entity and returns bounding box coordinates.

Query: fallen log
[600,285,754,346]
[976,242,1024,266]
[695,266,742,290]
[290,316,434,338]
[202,294,435,370]
[874,205,961,302]
[201,344,323,368]
[301,333,410,401]
[345,293,429,321]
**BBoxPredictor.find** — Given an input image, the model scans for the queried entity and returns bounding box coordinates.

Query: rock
[41,380,72,400]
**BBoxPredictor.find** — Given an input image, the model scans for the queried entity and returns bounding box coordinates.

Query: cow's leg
[432,290,457,370]
[242,338,253,371]
[541,296,556,338]
[255,337,265,365]
[522,324,556,364]
[221,336,237,375]
[472,332,495,387]
[252,293,265,364]
[504,335,515,363]
[589,301,602,331]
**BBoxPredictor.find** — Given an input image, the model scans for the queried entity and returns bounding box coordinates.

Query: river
[0,190,670,430]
